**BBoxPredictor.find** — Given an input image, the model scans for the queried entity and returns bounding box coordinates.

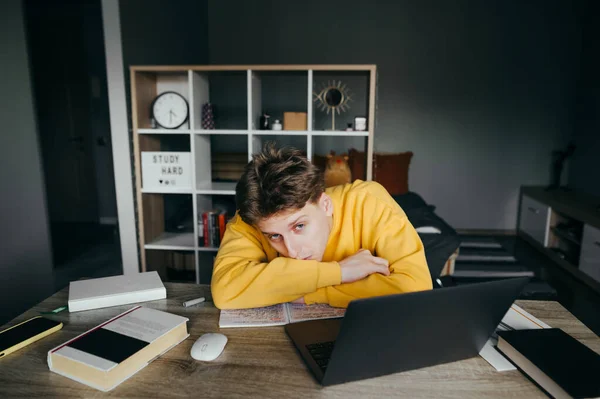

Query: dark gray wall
[120,0,209,67]
[0,0,54,324]
[208,0,583,230]
[84,1,118,221]
[119,0,210,248]
[569,0,600,198]
[118,0,210,164]
[26,0,117,224]
[119,0,210,158]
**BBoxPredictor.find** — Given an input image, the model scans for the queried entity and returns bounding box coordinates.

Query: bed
[392,192,461,281]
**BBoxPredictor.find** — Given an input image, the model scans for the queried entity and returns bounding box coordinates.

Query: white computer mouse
[190,333,228,361]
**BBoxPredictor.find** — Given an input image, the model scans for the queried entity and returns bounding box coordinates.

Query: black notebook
[497,328,600,399]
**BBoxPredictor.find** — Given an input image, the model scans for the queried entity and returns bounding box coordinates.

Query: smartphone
[0,316,63,358]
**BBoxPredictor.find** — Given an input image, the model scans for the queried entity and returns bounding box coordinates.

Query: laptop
[285,277,529,386]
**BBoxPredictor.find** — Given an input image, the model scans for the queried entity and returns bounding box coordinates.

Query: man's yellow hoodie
[211,180,432,309]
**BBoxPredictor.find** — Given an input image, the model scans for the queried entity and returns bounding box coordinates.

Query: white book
[479,303,551,372]
[68,271,166,312]
[219,303,346,328]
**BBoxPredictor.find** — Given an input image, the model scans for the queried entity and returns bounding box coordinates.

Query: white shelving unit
[130,65,377,283]
[141,188,193,194]
[145,232,196,250]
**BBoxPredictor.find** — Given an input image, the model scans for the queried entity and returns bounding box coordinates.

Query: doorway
[24,0,122,280]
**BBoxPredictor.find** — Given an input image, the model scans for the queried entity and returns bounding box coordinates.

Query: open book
[219,303,346,328]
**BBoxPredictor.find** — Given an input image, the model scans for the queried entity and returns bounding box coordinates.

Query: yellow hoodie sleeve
[304,204,433,308]
[211,216,342,309]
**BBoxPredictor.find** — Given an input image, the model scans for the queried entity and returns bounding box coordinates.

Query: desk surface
[1,283,599,398]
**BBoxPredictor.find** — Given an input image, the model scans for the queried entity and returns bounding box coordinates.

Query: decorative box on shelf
[141,152,192,191]
[283,112,308,130]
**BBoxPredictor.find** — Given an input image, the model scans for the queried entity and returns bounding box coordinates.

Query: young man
[211,145,432,309]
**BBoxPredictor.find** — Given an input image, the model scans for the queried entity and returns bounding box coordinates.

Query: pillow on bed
[348,149,413,195]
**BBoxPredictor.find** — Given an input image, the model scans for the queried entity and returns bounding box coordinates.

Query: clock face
[151,91,189,129]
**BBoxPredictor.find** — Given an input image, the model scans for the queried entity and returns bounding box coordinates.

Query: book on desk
[497,328,600,399]
[47,306,188,392]
[68,271,166,312]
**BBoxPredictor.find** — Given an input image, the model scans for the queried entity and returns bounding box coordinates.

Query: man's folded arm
[304,212,432,308]
[211,218,341,309]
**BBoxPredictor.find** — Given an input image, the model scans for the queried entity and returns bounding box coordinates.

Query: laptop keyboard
[306,341,335,372]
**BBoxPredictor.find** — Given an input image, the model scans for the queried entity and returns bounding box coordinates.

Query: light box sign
[141,152,191,190]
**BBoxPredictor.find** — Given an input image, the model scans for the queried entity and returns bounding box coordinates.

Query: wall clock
[151,91,189,129]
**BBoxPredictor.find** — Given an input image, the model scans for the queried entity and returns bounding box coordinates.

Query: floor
[457,234,600,336]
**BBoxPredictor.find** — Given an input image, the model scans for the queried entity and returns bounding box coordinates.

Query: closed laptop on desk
[285,277,529,386]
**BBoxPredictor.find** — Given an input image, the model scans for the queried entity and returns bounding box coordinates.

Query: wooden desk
[1,283,599,398]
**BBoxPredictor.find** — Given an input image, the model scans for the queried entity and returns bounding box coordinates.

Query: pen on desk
[183,297,205,307]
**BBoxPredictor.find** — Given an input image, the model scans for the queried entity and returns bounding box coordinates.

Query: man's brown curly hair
[235,143,325,226]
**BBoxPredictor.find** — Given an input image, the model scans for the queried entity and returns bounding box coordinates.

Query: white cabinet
[519,195,550,246]
[518,187,600,291]
[580,224,600,283]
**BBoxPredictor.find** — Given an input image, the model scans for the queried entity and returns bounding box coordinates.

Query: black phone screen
[0,317,61,354]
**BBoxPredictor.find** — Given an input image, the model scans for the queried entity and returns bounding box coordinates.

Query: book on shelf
[199,209,229,248]
[48,306,189,392]
[218,211,226,242]
[497,328,600,399]
[68,271,166,312]
[219,302,346,328]
[211,152,246,181]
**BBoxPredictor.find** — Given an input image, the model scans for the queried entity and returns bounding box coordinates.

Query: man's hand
[339,249,390,284]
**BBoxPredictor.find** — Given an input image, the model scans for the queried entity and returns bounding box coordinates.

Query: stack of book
[198,210,230,248]
[497,328,600,399]
[211,152,247,181]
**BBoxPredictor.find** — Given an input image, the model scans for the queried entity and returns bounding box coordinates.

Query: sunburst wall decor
[313,80,353,130]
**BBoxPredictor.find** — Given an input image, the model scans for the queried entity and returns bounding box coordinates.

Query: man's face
[257,193,333,261]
